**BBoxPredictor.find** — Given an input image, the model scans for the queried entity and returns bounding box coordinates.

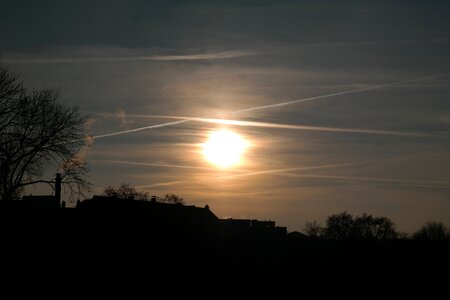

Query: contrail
[99,159,366,175]
[216,161,375,179]
[91,72,450,140]
[135,173,450,190]
[233,72,450,113]
[216,161,450,189]
[97,159,227,171]
[128,115,450,139]
[275,173,450,190]
[100,158,450,190]
[91,120,188,140]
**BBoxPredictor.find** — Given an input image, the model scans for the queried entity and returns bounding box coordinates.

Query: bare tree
[0,65,91,200]
[354,213,397,240]
[324,211,355,240]
[303,220,324,238]
[103,183,150,200]
[102,184,185,205]
[323,212,398,241]
[413,221,449,242]
[159,193,184,205]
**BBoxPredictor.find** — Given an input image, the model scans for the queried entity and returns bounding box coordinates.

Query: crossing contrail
[127,115,450,139]
[91,120,188,139]
[97,159,233,171]
[91,72,450,140]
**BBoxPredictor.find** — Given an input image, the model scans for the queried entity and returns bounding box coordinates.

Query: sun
[202,129,249,168]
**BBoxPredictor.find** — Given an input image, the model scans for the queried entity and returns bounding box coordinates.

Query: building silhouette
[0,173,62,208]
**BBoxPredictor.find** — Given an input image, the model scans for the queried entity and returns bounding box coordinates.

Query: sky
[1,0,450,232]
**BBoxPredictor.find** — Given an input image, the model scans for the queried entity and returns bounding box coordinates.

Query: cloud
[101,108,134,130]
[135,181,182,189]
[74,117,96,161]
[287,38,450,50]
[146,50,255,61]
[76,135,94,162]
[2,50,255,64]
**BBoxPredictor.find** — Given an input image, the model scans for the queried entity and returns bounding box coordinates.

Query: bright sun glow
[202,129,249,168]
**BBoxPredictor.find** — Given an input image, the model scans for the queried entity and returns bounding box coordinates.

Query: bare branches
[101,184,185,205]
[159,193,185,205]
[0,65,91,200]
[103,183,150,200]
[60,156,91,198]
[0,65,24,100]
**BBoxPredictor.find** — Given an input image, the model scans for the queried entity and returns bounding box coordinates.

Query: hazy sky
[2,0,450,232]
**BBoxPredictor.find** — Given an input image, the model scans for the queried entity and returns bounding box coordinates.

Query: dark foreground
[1,207,449,292]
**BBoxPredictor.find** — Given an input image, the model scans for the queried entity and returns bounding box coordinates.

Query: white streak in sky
[98,158,450,190]
[2,50,254,64]
[275,173,450,190]
[217,161,374,179]
[91,72,450,140]
[97,159,223,171]
[212,160,450,189]
[233,73,450,113]
[130,115,450,139]
[91,120,188,140]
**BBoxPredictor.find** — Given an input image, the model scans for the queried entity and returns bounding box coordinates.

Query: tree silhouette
[159,193,185,205]
[303,220,324,238]
[0,65,90,200]
[413,221,449,242]
[103,183,150,200]
[324,211,355,240]
[323,211,397,241]
[102,184,185,205]
[353,213,397,240]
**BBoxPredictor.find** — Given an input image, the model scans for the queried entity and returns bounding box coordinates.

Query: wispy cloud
[276,173,450,190]
[101,108,134,130]
[135,181,182,189]
[217,161,374,179]
[2,50,255,64]
[296,38,450,49]
[210,161,450,189]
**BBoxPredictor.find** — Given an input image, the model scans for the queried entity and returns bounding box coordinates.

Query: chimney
[55,173,62,207]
